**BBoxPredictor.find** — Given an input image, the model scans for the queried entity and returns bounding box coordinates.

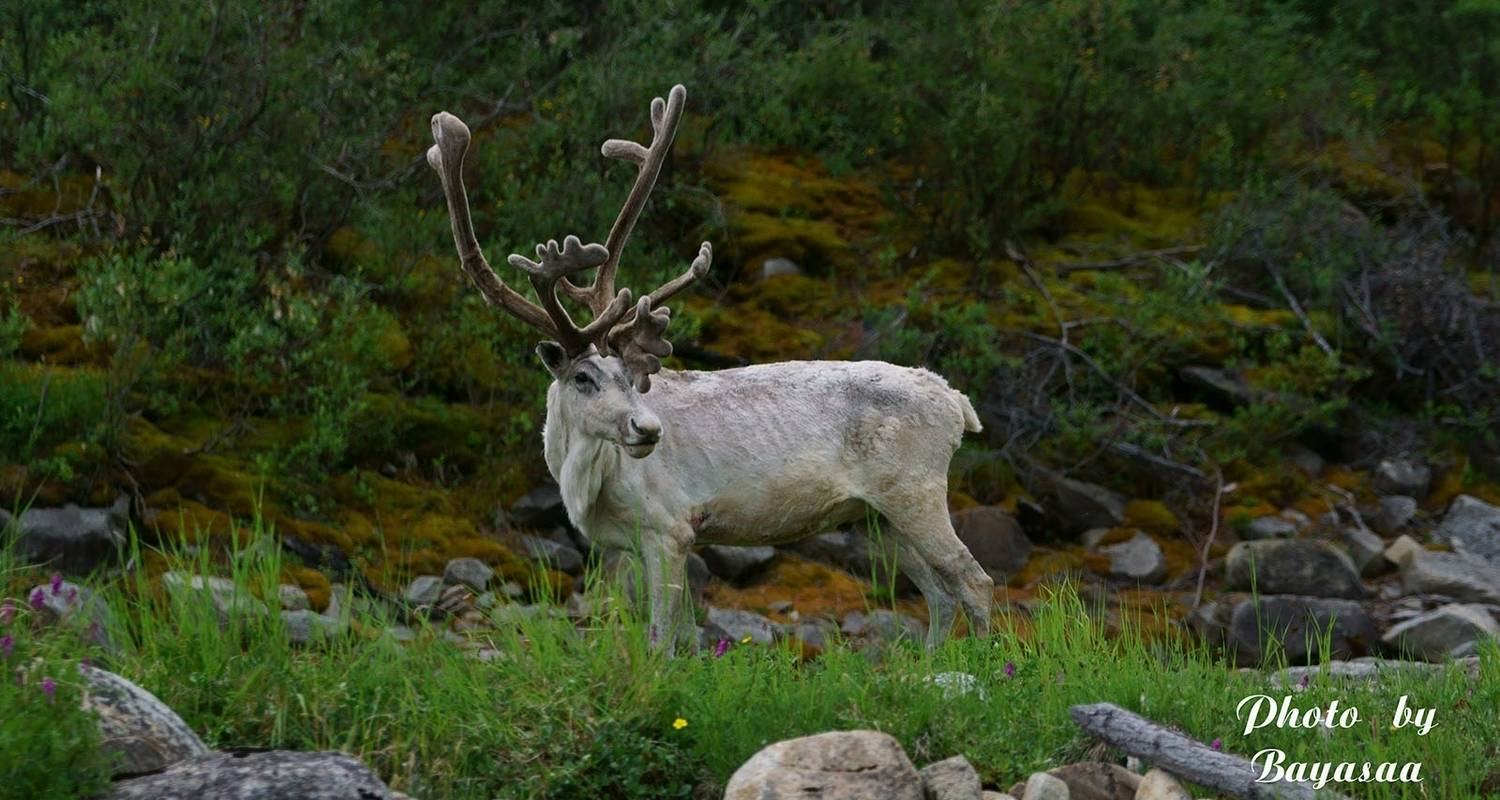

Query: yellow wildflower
[672,717,688,730]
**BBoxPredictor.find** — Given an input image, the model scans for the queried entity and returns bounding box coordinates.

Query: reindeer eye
[572,373,596,390]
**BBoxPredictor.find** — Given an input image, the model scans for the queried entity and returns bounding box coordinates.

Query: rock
[1180,365,1260,406]
[1080,528,1113,548]
[160,573,268,627]
[699,544,777,582]
[442,558,493,591]
[761,256,802,280]
[1020,772,1070,800]
[927,671,988,701]
[277,584,310,611]
[1224,540,1364,599]
[436,583,474,617]
[1099,532,1166,583]
[31,579,115,653]
[1227,595,1378,667]
[841,609,926,643]
[1047,762,1138,800]
[1399,550,1500,604]
[1341,527,1390,577]
[1039,474,1126,535]
[1284,444,1325,477]
[520,536,583,574]
[1370,496,1418,535]
[724,730,923,800]
[1433,495,1500,565]
[1270,655,1481,688]
[920,755,982,800]
[776,620,836,648]
[951,507,1031,578]
[403,575,443,606]
[80,665,208,776]
[686,551,711,598]
[104,749,399,799]
[508,483,568,530]
[8,497,129,574]
[783,530,911,592]
[1384,535,1425,568]
[280,609,342,646]
[1372,458,1431,499]
[1135,769,1192,800]
[1381,603,1500,661]
[706,607,776,645]
[983,795,1018,800]
[1242,516,1297,541]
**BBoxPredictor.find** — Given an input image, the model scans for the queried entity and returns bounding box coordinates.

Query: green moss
[1123,500,1181,536]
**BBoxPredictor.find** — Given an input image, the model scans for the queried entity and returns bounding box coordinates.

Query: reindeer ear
[536,341,569,378]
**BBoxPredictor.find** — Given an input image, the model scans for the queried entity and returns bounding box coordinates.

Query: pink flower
[1298,673,1310,689]
[1003,661,1016,678]
[66,587,77,604]
[42,676,56,701]
[713,638,730,658]
[29,588,44,611]
[1211,738,1222,751]
[0,600,13,624]
[0,634,12,658]
[50,573,63,596]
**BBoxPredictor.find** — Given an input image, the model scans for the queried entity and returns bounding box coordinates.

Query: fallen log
[1068,703,1346,800]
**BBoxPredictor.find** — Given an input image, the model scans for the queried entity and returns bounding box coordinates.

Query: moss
[703,553,925,623]
[1123,500,1180,535]
[19,325,98,365]
[285,565,332,612]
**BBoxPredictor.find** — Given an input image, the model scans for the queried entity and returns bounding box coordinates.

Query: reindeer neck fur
[542,382,623,532]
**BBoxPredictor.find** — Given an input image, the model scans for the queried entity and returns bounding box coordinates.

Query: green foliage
[0,300,28,359]
[0,365,106,467]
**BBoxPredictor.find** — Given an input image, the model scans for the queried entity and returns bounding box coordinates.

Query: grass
[1,516,1498,799]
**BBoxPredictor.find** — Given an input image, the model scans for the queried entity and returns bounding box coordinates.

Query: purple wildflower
[1211,738,1222,751]
[713,638,730,658]
[79,657,92,672]
[1298,673,1310,689]
[0,600,13,625]
[1003,661,1016,678]
[42,676,56,701]
[0,634,12,658]
[50,573,63,596]
[66,587,78,604]
[29,588,44,611]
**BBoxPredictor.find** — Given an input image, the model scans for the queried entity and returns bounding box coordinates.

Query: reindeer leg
[874,489,994,641]
[893,540,957,649]
[642,525,692,656]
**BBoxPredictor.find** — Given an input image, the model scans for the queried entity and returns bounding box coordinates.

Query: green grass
[2,520,1498,799]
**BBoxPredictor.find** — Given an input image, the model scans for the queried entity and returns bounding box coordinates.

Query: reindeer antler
[508,236,632,355]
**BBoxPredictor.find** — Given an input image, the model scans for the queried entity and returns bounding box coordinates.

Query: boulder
[1370,496,1418,535]
[442,558,493,591]
[7,497,129,574]
[761,256,802,280]
[841,609,926,643]
[104,749,399,799]
[1039,474,1127,535]
[1224,540,1364,599]
[1019,772,1070,800]
[277,584,310,611]
[81,665,208,776]
[699,544,777,582]
[1341,527,1390,577]
[403,575,443,606]
[508,483,568,530]
[1432,495,1500,565]
[1135,769,1192,800]
[31,578,115,654]
[1046,762,1138,800]
[1384,535,1425,569]
[1381,603,1500,661]
[686,551,711,598]
[927,671,988,701]
[951,507,1031,578]
[724,730,923,800]
[1099,532,1166,583]
[920,755,982,800]
[280,609,343,646]
[160,573,268,627]
[1372,459,1431,499]
[706,607,776,645]
[1241,516,1297,541]
[1399,550,1500,604]
[520,536,583,575]
[1227,595,1378,667]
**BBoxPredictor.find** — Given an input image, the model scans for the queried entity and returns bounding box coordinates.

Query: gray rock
[1043,762,1138,800]
[1020,772,1070,800]
[724,730,923,800]
[706,607,776,645]
[1284,444,1325,477]
[442,557,493,591]
[1227,595,1378,667]
[1270,655,1481,688]
[1371,495,1418,535]
[104,749,399,799]
[841,609,926,643]
[1224,540,1364,599]
[1433,495,1500,565]
[508,483,567,530]
[437,582,474,617]
[81,665,208,776]
[1135,769,1192,800]
[761,256,802,280]
[983,795,1018,800]
[8,497,129,574]
[1039,473,1126,535]
[1242,516,1298,541]
[1372,458,1431,499]
[1341,527,1390,577]
[281,609,342,646]
[1400,549,1500,604]
[1384,535,1425,568]
[521,536,583,574]
[1099,532,1166,583]
[31,579,115,654]
[1382,603,1500,661]
[776,620,838,648]
[160,573,268,627]
[686,551,711,598]
[404,575,443,606]
[951,507,1031,578]
[277,584,310,611]
[920,755,982,800]
[927,671,988,701]
[699,544,777,582]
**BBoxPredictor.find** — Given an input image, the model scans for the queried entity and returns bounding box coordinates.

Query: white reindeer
[427,85,992,653]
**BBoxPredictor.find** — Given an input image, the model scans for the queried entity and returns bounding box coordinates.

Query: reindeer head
[427,85,710,459]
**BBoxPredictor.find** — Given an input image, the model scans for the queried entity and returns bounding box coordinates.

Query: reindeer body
[544,359,994,650]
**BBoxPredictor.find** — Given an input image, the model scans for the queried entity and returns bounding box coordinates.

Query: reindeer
[427,85,993,653]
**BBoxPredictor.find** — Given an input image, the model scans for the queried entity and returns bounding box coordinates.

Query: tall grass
[2,517,1497,799]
